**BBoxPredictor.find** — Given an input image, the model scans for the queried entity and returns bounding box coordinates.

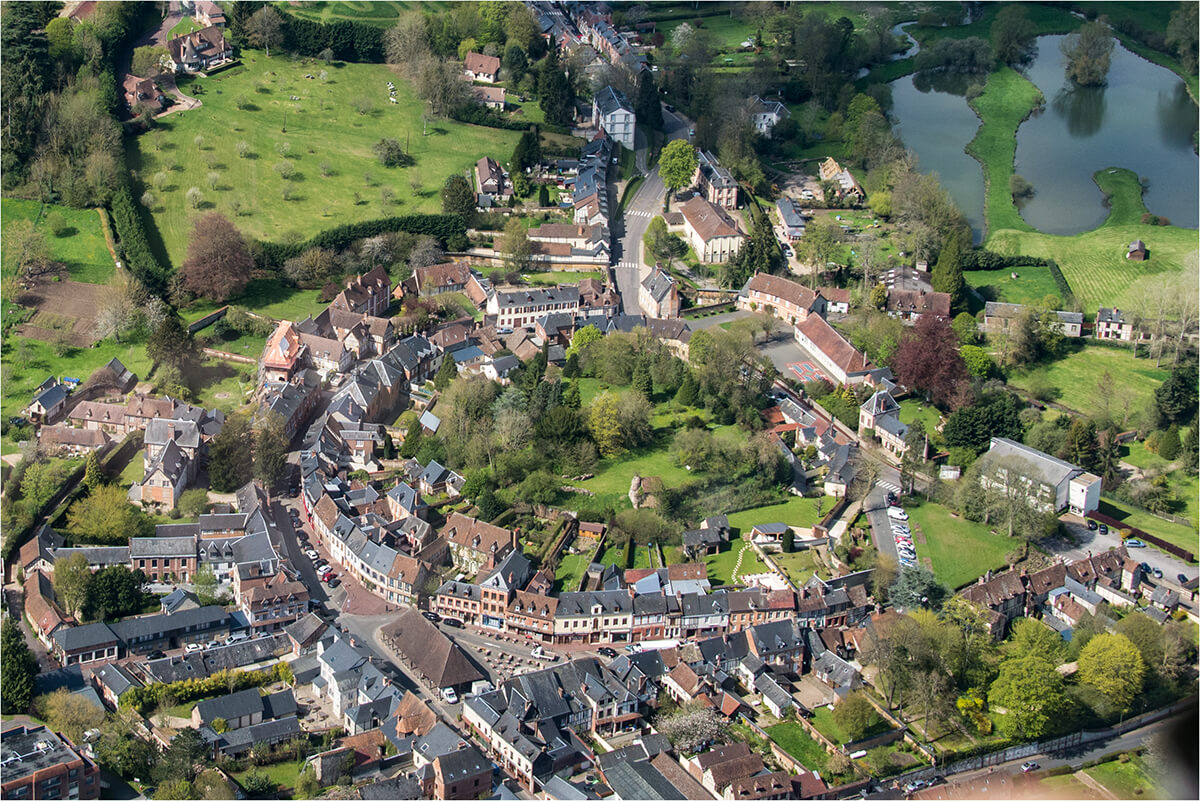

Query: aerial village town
[0,2,1198,801]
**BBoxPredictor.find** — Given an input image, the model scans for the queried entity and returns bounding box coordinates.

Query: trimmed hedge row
[451,103,535,131]
[962,249,1053,271]
[1044,259,1078,310]
[255,213,468,268]
[110,185,168,293]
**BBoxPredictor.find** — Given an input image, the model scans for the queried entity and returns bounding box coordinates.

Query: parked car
[1087,519,1098,530]
[441,687,459,704]
[1098,524,1109,535]
[321,571,336,583]
[185,642,203,653]
[886,491,896,504]
[1139,562,1152,573]
[1020,762,1039,773]
[422,611,442,623]
[305,549,320,561]
[316,564,332,577]
[443,618,464,629]
[598,647,618,658]
[887,507,909,521]
[1178,573,1189,585]
[1126,539,1146,548]
[1152,567,1164,579]
[146,650,166,660]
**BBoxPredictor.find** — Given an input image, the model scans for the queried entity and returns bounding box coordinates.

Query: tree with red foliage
[894,313,967,407]
[180,213,253,302]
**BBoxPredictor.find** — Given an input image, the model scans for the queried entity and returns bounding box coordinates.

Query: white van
[227,632,249,644]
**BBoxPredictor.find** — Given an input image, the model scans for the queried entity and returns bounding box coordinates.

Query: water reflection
[1050,84,1106,138]
[911,69,976,97]
[1158,82,1199,150]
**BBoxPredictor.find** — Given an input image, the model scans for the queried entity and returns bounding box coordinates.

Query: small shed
[1126,240,1148,261]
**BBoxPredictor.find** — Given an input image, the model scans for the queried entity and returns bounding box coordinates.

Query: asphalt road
[612,105,691,315]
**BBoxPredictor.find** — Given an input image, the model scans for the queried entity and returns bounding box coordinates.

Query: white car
[305,549,320,561]
[185,642,203,653]
[441,687,459,704]
[316,564,332,578]
[887,507,909,521]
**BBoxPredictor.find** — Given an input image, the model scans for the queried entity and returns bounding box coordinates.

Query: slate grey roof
[594,85,632,117]
[262,689,297,720]
[53,622,119,651]
[641,267,675,303]
[480,550,533,592]
[109,605,228,643]
[93,663,141,698]
[52,546,129,567]
[1096,307,1129,324]
[156,523,201,538]
[129,537,195,558]
[144,418,201,450]
[753,673,793,710]
[217,716,303,753]
[492,285,581,311]
[984,437,1082,488]
[32,381,68,411]
[195,688,265,725]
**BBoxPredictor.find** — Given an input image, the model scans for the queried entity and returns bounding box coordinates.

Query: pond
[1015,34,1197,235]
[890,70,988,241]
[889,34,1198,239]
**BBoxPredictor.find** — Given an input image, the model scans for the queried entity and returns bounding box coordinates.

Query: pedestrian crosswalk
[625,209,653,218]
[877,480,902,493]
[617,261,640,270]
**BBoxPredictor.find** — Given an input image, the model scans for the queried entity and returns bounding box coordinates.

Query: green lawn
[118,452,145,489]
[771,549,824,586]
[965,67,1043,237]
[554,551,591,593]
[1097,498,1198,558]
[191,359,255,414]
[600,542,653,570]
[727,496,824,533]
[230,760,307,795]
[811,706,892,745]
[1120,439,1173,471]
[965,265,1062,307]
[904,502,1017,590]
[657,15,757,53]
[182,278,332,324]
[277,1,438,27]
[127,50,521,266]
[168,16,203,38]
[1,340,153,422]
[1006,344,1169,420]
[1083,755,1164,799]
[704,536,767,586]
[897,399,942,433]
[1,199,114,285]
[766,722,829,772]
[517,270,604,286]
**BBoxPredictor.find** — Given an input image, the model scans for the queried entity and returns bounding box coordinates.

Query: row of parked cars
[886,493,917,568]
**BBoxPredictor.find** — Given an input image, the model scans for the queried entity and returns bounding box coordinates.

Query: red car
[321,571,336,583]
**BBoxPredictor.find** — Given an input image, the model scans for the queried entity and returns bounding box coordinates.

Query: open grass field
[1083,755,1164,799]
[811,705,891,745]
[726,496,823,532]
[275,1,437,27]
[897,399,942,433]
[965,265,1061,307]
[183,278,334,325]
[0,339,153,422]
[127,51,521,266]
[766,722,830,772]
[704,536,767,586]
[657,15,756,51]
[771,548,824,585]
[1006,344,1169,420]
[1,199,114,285]
[1097,498,1197,558]
[229,760,307,796]
[904,502,1016,590]
[965,67,1043,237]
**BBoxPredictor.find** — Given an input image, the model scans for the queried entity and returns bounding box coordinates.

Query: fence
[1086,509,1195,562]
[682,301,736,318]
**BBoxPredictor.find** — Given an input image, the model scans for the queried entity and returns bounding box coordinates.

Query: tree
[1006,617,1065,665]
[659,139,699,204]
[155,727,208,785]
[253,411,289,488]
[616,391,653,449]
[194,565,221,606]
[154,780,193,800]
[931,227,966,307]
[889,565,946,611]
[373,138,410,167]
[1077,633,1146,711]
[83,450,103,494]
[674,371,699,406]
[588,391,625,458]
[3,219,53,280]
[1114,612,1166,672]
[245,6,284,58]
[53,553,93,618]
[833,691,879,741]
[1155,361,1198,425]
[94,709,158,779]
[893,314,968,406]
[180,213,253,302]
[568,324,603,356]
[1062,21,1114,86]
[207,410,254,492]
[177,488,210,519]
[538,46,574,127]
[43,688,105,746]
[131,45,168,77]
[511,128,541,174]
[1167,1,1199,74]
[86,566,149,621]
[657,704,729,755]
[781,529,795,553]
[1,618,37,714]
[441,174,475,218]
[501,216,532,272]
[634,71,663,132]
[632,361,652,398]
[988,655,1068,740]
[991,5,1035,66]
[68,485,149,545]
[435,353,458,390]
[960,345,993,379]
[147,313,197,373]
[1065,418,1100,470]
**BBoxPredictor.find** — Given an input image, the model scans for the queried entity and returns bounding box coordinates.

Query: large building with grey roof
[979,437,1101,516]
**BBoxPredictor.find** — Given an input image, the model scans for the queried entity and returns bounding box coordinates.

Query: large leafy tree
[94,708,159,779]
[68,484,151,545]
[991,5,1035,66]
[1,617,37,714]
[43,688,106,746]
[988,654,1069,739]
[893,313,967,407]
[208,410,254,492]
[154,727,208,785]
[538,46,574,127]
[889,565,946,611]
[833,691,879,740]
[86,566,150,621]
[253,411,289,488]
[1005,617,1065,665]
[1167,2,1199,74]
[1078,633,1146,710]
[180,213,253,302]
[441,173,476,217]
[52,552,94,617]
[245,6,285,57]
[659,139,699,201]
[1062,21,1114,86]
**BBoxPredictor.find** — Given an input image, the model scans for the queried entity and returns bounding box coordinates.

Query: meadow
[127,51,522,266]
[903,502,1016,590]
[278,1,437,27]
[964,265,1061,307]
[1,199,115,285]
[1006,344,1170,420]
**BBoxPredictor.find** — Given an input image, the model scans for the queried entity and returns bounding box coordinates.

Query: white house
[678,195,744,263]
[749,95,790,137]
[592,85,636,149]
[978,437,1101,516]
